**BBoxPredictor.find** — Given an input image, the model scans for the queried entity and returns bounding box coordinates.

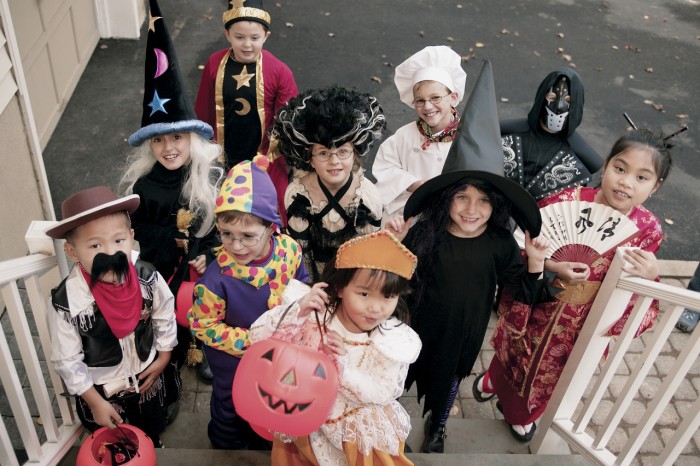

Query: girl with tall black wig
[271,86,386,282]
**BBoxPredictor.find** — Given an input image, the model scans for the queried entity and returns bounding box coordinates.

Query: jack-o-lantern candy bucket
[175,281,195,328]
[76,423,156,466]
[232,338,339,437]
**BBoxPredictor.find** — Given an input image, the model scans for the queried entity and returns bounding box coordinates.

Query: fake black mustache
[89,251,130,286]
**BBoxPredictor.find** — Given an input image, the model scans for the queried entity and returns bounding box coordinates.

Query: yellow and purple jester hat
[214,155,281,228]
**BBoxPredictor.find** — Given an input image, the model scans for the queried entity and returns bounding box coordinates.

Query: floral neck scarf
[416,107,460,150]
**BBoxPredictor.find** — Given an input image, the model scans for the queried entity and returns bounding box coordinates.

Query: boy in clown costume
[188,155,309,449]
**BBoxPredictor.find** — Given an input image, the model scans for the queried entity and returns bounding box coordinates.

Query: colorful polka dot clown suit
[187,155,309,450]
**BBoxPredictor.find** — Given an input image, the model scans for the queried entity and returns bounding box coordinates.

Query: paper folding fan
[514,201,639,265]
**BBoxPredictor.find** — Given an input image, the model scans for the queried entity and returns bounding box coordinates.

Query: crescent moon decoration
[235,98,251,116]
[154,48,169,78]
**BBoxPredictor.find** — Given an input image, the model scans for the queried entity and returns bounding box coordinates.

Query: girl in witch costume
[373,46,467,221]
[195,0,297,224]
[120,0,224,384]
[46,187,177,447]
[188,156,310,450]
[474,127,674,442]
[250,231,421,465]
[387,61,557,454]
[271,86,386,282]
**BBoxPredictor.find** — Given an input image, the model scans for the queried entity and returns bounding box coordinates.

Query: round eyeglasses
[413,94,451,108]
[311,148,354,162]
[217,227,269,247]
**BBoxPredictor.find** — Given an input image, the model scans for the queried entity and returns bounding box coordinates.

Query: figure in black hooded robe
[500,68,602,200]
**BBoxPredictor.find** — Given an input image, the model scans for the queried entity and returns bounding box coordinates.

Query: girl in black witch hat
[386,60,558,454]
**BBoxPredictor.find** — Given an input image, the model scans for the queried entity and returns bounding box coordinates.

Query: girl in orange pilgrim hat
[250,230,421,465]
[386,61,557,454]
[46,186,178,447]
[120,0,225,385]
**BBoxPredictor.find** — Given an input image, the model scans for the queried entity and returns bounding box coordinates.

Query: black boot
[421,415,446,453]
[197,352,213,384]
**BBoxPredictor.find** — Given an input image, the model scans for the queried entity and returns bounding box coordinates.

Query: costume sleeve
[273,62,298,114]
[131,182,182,276]
[340,347,409,404]
[188,283,250,357]
[499,236,557,306]
[47,299,93,396]
[249,302,309,344]
[194,56,217,135]
[372,132,419,207]
[150,273,178,352]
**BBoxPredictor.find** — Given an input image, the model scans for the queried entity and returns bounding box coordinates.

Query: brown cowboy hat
[45,186,140,239]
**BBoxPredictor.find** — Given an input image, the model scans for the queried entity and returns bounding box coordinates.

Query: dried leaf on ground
[198,65,205,70]
[446,36,455,42]
[501,28,511,35]
[556,32,565,38]
[664,218,674,225]
[100,44,108,49]
[201,14,213,21]
[624,44,641,52]
[612,45,619,50]
[645,67,654,73]
[643,99,665,112]
[533,50,541,57]
[500,97,509,103]
[562,54,572,62]
[383,61,393,67]
[328,32,335,37]
[556,47,565,53]
[475,42,485,48]
[370,76,382,84]
[285,22,293,27]
[676,114,689,119]
[418,30,425,37]
[323,11,331,16]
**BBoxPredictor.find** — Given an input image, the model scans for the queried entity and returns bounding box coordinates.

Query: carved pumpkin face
[232,338,339,436]
[76,423,155,465]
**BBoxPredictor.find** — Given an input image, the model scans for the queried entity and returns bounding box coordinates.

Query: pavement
[6,0,700,463]
[40,0,699,260]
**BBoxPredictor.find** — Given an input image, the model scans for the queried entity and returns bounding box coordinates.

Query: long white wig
[120,133,224,237]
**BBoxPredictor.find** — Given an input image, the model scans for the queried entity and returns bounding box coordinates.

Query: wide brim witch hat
[128,0,213,147]
[404,60,542,237]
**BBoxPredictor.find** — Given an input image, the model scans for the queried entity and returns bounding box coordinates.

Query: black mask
[89,251,130,287]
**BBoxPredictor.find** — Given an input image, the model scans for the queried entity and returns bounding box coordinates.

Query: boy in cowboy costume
[47,187,178,447]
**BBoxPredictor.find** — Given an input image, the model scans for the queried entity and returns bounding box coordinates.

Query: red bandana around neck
[416,107,460,150]
[80,262,143,339]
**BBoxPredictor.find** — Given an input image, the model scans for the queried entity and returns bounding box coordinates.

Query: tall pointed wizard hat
[404,60,542,237]
[128,0,213,147]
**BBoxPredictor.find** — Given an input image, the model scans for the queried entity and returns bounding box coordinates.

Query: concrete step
[161,412,573,456]
[61,446,589,465]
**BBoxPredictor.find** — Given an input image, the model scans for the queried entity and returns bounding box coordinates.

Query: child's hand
[546,260,590,284]
[189,255,207,274]
[321,329,347,356]
[385,216,413,242]
[524,231,550,272]
[137,351,171,393]
[623,249,658,280]
[298,283,329,317]
[82,388,122,428]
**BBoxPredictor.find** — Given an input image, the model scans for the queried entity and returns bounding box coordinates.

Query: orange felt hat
[335,231,417,280]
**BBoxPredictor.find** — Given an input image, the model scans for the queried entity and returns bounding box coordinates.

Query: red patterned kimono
[195,48,297,224]
[488,187,663,425]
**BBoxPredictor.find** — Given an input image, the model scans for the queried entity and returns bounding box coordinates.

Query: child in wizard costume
[187,156,310,449]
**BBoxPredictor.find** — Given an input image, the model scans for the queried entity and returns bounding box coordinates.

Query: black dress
[131,162,219,294]
[404,227,550,419]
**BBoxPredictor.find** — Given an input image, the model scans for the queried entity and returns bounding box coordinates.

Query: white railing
[0,253,82,466]
[531,248,700,465]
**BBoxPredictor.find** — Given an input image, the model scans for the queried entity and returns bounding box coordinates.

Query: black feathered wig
[271,86,386,172]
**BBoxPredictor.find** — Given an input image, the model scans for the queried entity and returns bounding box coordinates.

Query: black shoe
[472,372,496,402]
[676,310,700,333]
[420,415,446,453]
[197,355,213,384]
[496,401,536,442]
[165,401,180,425]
